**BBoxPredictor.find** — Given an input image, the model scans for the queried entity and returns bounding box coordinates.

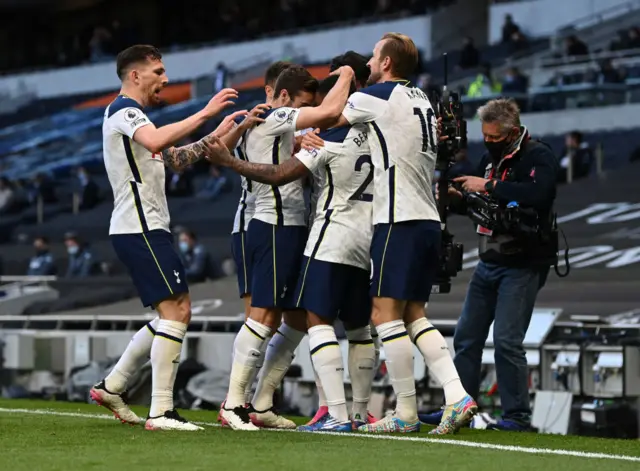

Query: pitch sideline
[0,406,639,463]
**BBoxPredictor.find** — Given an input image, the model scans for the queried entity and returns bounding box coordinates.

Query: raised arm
[294,66,355,130]
[162,110,248,171]
[133,88,238,153]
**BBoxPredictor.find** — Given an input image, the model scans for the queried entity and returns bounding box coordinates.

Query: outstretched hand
[301,129,325,152]
[213,110,249,138]
[241,103,270,129]
[203,135,235,167]
[203,88,239,118]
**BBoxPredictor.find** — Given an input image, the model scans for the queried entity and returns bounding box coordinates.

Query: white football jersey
[241,107,306,226]
[103,95,170,235]
[295,124,373,270]
[342,81,440,225]
[231,131,256,234]
[307,168,322,231]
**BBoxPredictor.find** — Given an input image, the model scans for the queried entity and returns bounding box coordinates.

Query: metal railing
[555,0,640,37]
[0,276,57,292]
[536,47,640,70]
[564,142,605,185]
[33,191,81,225]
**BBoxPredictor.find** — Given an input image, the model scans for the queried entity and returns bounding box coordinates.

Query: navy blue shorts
[370,220,441,302]
[295,257,371,329]
[231,231,251,297]
[111,229,188,308]
[246,219,307,310]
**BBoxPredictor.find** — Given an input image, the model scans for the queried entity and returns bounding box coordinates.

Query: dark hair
[380,33,419,79]
[273,65,319,99]
[264,61,293,88]
[179,229,197,241]
[34,236,49,245]
[569,131,583,143]
[317,75,356,98]
[330,51,370,88]
[64,231,79,243]
[116,45,162,80]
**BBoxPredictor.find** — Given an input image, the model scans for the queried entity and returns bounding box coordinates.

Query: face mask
[67,245,79,255]
[179,241,189,253]
[484,137,511,161]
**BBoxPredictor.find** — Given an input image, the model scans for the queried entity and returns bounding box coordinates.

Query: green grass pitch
[0,399,639,471]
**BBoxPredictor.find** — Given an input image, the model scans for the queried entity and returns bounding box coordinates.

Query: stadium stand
[0,0,452,75]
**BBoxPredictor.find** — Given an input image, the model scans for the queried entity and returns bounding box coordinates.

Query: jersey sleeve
[263,107,300,136]
[342,92,386,124]
[295,147,328,173]
[110,107,152,138]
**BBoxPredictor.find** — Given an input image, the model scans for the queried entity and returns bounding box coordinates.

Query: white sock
[149,319,187,417]
[252,322,304,412]
[314,367,327,408]
[346,326,375,422]
[105,317,159,393]
[309,325,348,422]
[244,334,272,404]
[371,323,382,371]
[226,319,272,409]
[377,320,417,422]
[407,317,467,405]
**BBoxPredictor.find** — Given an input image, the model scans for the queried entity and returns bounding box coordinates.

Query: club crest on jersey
[124,108,140,122]
[275,109,288,122]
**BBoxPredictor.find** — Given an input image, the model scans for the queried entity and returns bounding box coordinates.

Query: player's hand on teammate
[301,129,325,152]
[329,65,355,78]
[212,110,249,138]
[203,136,234,166]
[203,88,239,118]
[241,103,270,129]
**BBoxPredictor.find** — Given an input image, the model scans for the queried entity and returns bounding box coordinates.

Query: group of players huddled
[92,32,477,434]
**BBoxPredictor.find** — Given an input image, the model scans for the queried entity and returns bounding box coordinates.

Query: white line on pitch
[1,407,639,463]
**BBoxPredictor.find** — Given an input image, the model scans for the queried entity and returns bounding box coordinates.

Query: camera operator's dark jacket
[453,128,559,267]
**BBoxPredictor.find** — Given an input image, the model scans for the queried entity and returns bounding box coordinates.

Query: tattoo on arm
[229,157,309,186]
[162,135,214,171]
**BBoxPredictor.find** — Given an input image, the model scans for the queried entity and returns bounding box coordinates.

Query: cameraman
[429,98,559,431]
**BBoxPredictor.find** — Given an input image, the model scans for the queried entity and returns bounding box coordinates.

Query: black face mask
[484,137,511,161]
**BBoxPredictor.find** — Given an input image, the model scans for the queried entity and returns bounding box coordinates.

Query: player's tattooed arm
[231,157,309,186]
[163,110,250,171]
[203,136,309,186]
[162,136,212,171]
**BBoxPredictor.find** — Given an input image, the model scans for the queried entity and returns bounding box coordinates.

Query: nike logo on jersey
[174,270,181,284]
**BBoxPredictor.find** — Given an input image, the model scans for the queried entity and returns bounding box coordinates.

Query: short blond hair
[477,98,521,133]
[380,33,419,78]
